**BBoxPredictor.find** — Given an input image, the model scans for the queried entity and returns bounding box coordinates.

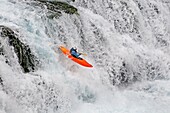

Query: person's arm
[70,48,73,53]
[79,53,87,56]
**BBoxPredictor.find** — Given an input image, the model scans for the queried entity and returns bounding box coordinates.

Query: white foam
[0,0,170,113]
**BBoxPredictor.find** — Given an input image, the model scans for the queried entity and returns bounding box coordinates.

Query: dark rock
[0,25,39,73]
[34,0,78,18]
[0,76,3,86]
[48,1,77,14]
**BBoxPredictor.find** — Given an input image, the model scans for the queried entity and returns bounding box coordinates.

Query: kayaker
[70,47,82,58]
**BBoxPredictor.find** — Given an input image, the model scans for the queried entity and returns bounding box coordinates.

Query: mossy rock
[36,0,78,15]
[48,1,77,14]
[0,25,39,73]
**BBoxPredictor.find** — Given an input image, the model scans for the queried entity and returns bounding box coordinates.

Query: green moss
[36,0,78,15]
[48,1,77,14]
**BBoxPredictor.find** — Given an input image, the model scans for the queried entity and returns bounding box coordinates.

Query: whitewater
[0,0,170,113]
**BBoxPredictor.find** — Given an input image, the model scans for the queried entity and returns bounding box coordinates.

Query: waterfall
[0,0,170,113]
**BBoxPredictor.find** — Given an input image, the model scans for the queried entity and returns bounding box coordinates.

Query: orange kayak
[59,46,93,68]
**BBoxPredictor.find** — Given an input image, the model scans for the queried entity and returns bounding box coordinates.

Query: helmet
[73,47,77,50]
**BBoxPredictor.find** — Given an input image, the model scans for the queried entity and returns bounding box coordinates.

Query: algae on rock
[34,0,78,19]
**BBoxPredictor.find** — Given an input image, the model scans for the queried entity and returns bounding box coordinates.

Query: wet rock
[0,25,39,73]
[0,76,3,86]
[48,1,77,14]
[33,0,78,19]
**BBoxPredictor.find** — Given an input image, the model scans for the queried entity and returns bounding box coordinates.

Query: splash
[0,0,170,113]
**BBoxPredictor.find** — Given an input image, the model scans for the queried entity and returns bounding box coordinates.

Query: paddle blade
[80,53,87,56]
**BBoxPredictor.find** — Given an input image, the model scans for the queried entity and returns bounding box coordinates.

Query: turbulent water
[0,0,170,113]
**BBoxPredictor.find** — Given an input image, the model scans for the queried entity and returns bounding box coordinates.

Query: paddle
[80,53,87,56]
[48,43,87,56]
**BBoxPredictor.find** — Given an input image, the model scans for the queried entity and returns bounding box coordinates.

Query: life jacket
[70,48,81,58]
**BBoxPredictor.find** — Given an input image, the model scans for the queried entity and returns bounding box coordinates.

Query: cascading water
[0,0,170,113]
